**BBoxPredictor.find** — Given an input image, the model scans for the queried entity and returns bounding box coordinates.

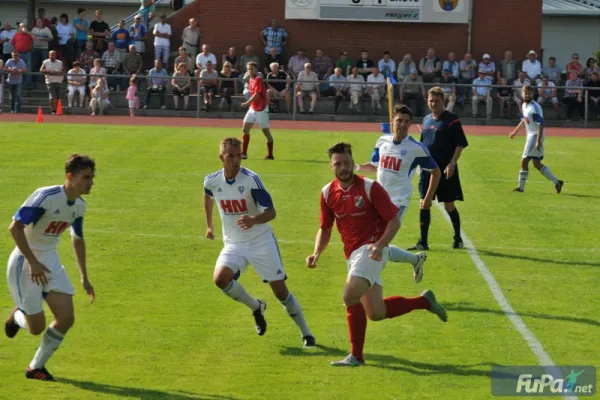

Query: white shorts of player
[394,201,410,224]
[346,244,389,287]
[215,235,285,283]
[6,248,74,315]
[243,108,270,129]
[522,134,544,159]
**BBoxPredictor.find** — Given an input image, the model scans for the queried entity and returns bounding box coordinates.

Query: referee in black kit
[409,86,469,250]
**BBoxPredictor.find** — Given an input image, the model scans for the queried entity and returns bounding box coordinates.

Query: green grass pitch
[0,122,598,400]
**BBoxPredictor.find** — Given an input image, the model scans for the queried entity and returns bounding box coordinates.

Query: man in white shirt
[40,51,64,115]
[512,71,531,111]
[195,44,217,73]
[346,66,366,113]
[0,22,17,63]
[521,50,542,85]
[153,14,172,69]
[295,62,319,114]
[537,75,559,108]
[366,66,385,113]
[377,51,396,78]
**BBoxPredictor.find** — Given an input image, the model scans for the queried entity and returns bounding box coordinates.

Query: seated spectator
[40,50,64,115]
[366,66,385,113]
[172,63,191,110]
[478,54,495,82]
[537,75,559,109]
[495,77,513,119]
[174,46,194,75]
[587,72,600,118]
[458,52,477,103]
[145,59,168,109]
[312,48,333,92]
[512,71,531,110]
[335,51,353,77]
[129,15,146,55]
[346,66,366,113]
[522,50,542,85]
[442,52,460,79]
[396,53,417,82]
[152,14,171,69]
[542,56,562,85]
[356,49,374,80]
[239,45,260,75]
[111,20,130,55]
[200,60,219,111]
[438,69,456,112]
[123,45,143,79]
[287,47,309,80]
[378,51,396,78]
[3,51,28,113]
[264,47,283,75]
[324,67,347,114]
[88,58,106,96]
[497,50,518,84]
[266,62,290,113]
[563,70,584,121]
[101,42,123,90]
[419,48,441,83]
[566,53,583,78]
[196,44,217,74]
[295,62,319,114]
[67,61,87,108]
[79,40,98,74]
[222,47,240,75]
[219,61,239,111]
[90,78,110,115]
[471,69,492,118]
[400,69,425,116]
[181,18,200,61]
[584,58,599,82]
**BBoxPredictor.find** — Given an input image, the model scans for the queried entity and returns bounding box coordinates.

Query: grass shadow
[477,249,600,267]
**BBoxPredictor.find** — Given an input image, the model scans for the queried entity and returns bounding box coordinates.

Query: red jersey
[320,175,399,259]
[249,75,267,112]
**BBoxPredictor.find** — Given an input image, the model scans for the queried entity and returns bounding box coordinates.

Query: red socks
[242,134,250,155]
[346,303,367,361]
[385,296,430,319]
[267,141,273,157]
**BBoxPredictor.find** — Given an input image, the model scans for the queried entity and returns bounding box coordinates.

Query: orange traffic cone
[56,100,63,116]
[36,107,44,123]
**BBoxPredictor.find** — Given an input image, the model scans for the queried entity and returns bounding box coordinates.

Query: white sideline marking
[434,202,577,400]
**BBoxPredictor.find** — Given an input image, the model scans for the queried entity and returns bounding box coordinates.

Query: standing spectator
[478,54,495,83]
[366,66,385,113]
[496,77,514,119]
[400,70,426,116]
[260,19,288,56]
[222,47,240,75]
[3,51,28,113]
[78,41,98,74]
[139,0,157,26]
[471,70,492,118]
[199,60,219,111]
[438,69,457,112]
[563,70,584,121]
[173,47,194,75]
[442,52,460,79]
[325,67,347,114]
[377,51,396,78]
[512,71,530,111]
[89,78,110,115]
[196,44,217,72]
[153,14,172,70]
[419,48,442,83]
[566,53,583,78]
[130,16,147,56]
[33,8,52,29]
[123,44,143,79]
[295,62,319,114]
[56,14,74,68]
[66,61,86,108]
[101,42,123,91]
[346,67,365,114]
[111,20,131,56]
[11,24,34,89]
[266,62,290,113]
[584,58,599,82]
[145,59,168,109]
[287,48,309,80]
[172,63,191,110]
[48,17,60,55]
[40,50,64,115]
[73,9,89,58]
[312,49,333,92]
[1,22,17,63]
[239,45,260,75]
[356,50,374,80]
[264,47,283,75]
[219,61,238,111]
[587,72,600,119]
[542,56,562,85]
[521,50,542,85]
[31,18,53,85]
[335,51,353,77]
[89,10,110,53]
[537,75,559,110]
[126,76,139,117]
[397,54,417,82]
[181,18,200,61]
[497,50,518,84]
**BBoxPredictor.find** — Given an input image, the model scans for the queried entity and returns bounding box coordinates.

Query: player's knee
[270,282,288,301]
[56,314,75,331]
[365,309,386,321]
[443,202,455,212]
[213,269,233,289]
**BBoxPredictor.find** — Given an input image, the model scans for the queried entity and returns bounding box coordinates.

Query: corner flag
[386,74,396,125]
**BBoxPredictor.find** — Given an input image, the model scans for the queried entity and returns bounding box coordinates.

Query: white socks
[540,165,559,184]
[222,280,260,312]
[388,246,419,265]
[14,309,28,329]
[29,325,65,370]
[281,293,312,338]
[518,170,529,190]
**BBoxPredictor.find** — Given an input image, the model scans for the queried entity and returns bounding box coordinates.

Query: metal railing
[2,71,599,127]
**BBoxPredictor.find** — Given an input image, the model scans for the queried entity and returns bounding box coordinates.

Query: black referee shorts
[419,167,464,203]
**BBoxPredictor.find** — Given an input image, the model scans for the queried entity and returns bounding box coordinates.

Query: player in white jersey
[4,154,96,382]
[204,137,315,348]
[509,85,564,193]
[356,104,441,283]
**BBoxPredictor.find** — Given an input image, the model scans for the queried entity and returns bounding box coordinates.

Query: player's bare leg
[5,308,45,338]
[262,128,274,160]
[514,157,530,192]
[532,159,564,193]
[444,201,463,249]
[269,280,315,348]
[241,123,253,159]
[214,266,267,335]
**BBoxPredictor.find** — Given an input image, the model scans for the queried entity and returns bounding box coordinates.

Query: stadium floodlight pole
[584,88,589,129]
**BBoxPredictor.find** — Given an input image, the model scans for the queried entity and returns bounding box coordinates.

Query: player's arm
[445,118,468,178]
[203,186,215,239]
[307,193,335,268]
[509,119,525,138]
[71,217,95,303]
[355,145,380,173]
[237,187,276,230]
[534,111,544,149]
[417,150,441,208]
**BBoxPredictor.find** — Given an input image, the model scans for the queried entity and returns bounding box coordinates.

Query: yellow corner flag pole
[386,77,394,127]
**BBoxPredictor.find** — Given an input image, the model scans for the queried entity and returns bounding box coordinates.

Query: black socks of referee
[447,208,461,238]
[419,209,431,245]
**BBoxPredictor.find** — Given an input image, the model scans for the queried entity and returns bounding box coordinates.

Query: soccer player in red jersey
[240,61,274,160]
[306,142,448,367]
